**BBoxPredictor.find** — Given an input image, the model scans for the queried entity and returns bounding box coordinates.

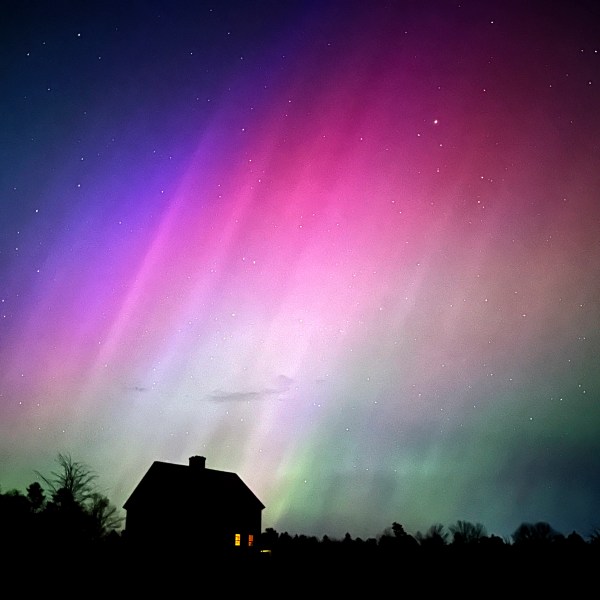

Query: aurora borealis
[1,0,599,541]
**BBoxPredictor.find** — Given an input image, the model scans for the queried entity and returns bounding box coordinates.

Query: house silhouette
[123,455,265,557]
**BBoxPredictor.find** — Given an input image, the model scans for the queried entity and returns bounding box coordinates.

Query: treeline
[2,453,599,566]
[261,519,600,550]
[1,453,122,554]
[251,524,599,594]
[257,519,600,562]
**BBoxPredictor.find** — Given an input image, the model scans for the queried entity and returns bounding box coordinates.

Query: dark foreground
[16,540,597,596]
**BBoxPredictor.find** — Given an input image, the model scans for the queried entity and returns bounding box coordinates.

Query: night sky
[1,0,599,542]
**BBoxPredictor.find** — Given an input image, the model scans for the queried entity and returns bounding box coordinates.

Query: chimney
[189,455,206,470]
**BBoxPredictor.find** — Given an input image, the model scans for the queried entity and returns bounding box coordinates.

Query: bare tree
[449,520,487,545]
[35,452,97,505]
[511,521,562,546]
[89,492,123,534]
[34,453,124,543]
[416,523,448,547]
[589,527,600,545]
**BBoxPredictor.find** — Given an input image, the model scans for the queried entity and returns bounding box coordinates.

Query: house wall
[125,498,262,556]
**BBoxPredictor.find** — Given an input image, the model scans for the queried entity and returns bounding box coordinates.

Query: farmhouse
[123,455,265,556]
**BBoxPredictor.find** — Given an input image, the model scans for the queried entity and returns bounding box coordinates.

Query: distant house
[123,456,265,556]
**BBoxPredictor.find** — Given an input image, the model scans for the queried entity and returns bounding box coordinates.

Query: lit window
[248,534,254,547]
[235,533,241,546]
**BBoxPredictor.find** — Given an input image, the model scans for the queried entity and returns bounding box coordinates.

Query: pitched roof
[123,459,265,511]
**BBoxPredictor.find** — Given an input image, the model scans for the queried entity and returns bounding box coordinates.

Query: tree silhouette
[26,482,45,512]
[89,492,123,537]
[391,521,407,538]
[32,452,123,549]
[376,521,419,555]
[415,523,448,548]
[449,520,487,545]
[260,526,279,551]
[511,521,562,546]
[0,488,34,547]
[35,452,97,505]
